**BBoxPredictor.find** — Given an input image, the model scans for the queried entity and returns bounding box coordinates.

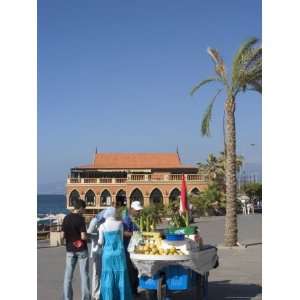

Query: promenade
[37,214,262,300]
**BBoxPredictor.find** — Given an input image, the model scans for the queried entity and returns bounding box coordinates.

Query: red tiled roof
[75,152,196,169]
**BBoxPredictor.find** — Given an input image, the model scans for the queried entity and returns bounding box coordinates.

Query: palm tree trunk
[224,97,238,246]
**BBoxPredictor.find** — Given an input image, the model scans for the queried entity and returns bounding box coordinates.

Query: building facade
[66,152,209,215]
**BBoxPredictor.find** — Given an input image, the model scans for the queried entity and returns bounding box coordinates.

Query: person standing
[87,210,106,300]
[62,199,90,300]
[241,198,247,215]
[122,201,143,296]
[250,199,255,214]
[98,207,132,300]
[246,201,251,215]
[257,199,261,209]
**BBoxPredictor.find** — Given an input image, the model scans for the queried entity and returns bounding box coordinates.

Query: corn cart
[129,231,218,300]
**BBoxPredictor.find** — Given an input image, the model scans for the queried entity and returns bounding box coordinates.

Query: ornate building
[66,152,208,215]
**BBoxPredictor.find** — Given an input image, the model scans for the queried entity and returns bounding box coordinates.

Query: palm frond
[233,44,262,95]
[201,89,222,136]
[207,48,227,80]
[247,79,262,94]
[232,37,260,89]
[207,48,223,65]
[232,37,259,70]
[190,77,219,96]
[238,59,262,94]
[244,47,262,69]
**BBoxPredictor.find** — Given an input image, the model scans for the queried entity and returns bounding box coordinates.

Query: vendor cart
[130,245,218,300]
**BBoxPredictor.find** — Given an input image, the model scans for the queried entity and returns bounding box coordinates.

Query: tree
[241,182,262,201]
[190,183,224,216]
[198,152,244,191]
[218,151,244,174]
[191,38,261,246]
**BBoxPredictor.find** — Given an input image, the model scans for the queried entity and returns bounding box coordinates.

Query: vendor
[122,200,143,296]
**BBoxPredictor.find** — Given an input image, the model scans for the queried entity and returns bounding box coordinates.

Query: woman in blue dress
[98,207,132,300]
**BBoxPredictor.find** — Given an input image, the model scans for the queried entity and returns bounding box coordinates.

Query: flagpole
[180,173,189,226]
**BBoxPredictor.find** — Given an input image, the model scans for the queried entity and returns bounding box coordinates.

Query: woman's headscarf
[95,210,106,223]
[102,207,116,219]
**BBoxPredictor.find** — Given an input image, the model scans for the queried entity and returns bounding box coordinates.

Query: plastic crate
[165,266,191,290]
[165,233,185,241]
[166,226,197,235]
[139,274,161,290]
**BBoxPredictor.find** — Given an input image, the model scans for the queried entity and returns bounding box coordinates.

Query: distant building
[66,152,209,215]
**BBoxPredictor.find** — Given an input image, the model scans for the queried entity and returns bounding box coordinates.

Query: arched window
[116,189,127,207]
[169,188,180,202]
[150,188,163,204]
[190,187,201,196]
[69,189,80,206]
[129,188,144,205]
[100,190,111,206]
[85,189,96,207]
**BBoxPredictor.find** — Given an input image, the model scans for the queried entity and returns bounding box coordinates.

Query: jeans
[63,250,91,300]
[91,252,101,300]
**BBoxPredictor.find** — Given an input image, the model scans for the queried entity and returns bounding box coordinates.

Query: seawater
[37,194,69,215]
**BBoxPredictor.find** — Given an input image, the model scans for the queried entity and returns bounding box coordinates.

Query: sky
[38,0,262,186]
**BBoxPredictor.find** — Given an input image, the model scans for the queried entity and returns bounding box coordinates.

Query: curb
[217,241,262,249]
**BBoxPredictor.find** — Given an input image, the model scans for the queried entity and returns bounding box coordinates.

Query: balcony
[67,174,208,185]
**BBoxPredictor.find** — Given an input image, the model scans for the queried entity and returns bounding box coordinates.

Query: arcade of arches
[68,186,202,208]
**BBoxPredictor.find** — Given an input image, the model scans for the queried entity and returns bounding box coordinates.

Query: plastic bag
[127,231,143,253]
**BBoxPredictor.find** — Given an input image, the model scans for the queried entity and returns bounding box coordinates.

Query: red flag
[180,174,188,213]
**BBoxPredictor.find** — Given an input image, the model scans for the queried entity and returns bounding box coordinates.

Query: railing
[187,174,205,181]
[116,178,127,183]
[148,175,164,181]
[69,178,81,183]
[84,178,97,184]
[67,174,208,184]
[130,174,145,181]
[99,178,112,183]
[169,174,182,181]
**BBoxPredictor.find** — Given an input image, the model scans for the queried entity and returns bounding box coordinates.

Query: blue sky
[38,0,262,185]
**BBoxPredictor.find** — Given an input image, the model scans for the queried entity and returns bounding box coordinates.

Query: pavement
[37,214,262,300]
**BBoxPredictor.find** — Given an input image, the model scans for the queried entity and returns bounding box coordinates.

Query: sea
[37,194,69,215]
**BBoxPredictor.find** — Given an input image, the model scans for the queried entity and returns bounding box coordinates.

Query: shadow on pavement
[208,280,262,299]
[245,242,262,248]
[135,281,261,300]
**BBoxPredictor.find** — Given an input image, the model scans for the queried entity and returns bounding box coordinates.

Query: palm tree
[190,183,223,216]
[191,38,262,246]
[198,152,244,190]
[218,151,244,174]
[198,153,224,184]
